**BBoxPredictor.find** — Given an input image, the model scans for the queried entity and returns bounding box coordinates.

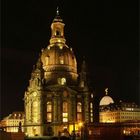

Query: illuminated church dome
[24,7,94,137]
[41,7,78,85]
[100,88,114,106]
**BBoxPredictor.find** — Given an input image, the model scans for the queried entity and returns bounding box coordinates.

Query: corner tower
[41,7,78,86]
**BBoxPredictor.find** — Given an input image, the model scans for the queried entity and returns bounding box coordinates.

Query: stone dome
[99,95,114,106]
[99,88,114,106]
[41,44,77,73]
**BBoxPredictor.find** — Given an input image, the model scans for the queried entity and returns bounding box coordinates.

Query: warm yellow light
[69,125,74,133]
[48,46,50,50]
[59,45,63,49]
[78,122,83,127]
[123,130,126,134]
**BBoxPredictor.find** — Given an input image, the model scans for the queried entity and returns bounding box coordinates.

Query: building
[99,88,114,106]
[24,7,94,137]
[100,100,140,123]
[0,112,24,132]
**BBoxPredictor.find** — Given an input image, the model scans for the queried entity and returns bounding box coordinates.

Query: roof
[2,112,25,120]
[100,95,114,106]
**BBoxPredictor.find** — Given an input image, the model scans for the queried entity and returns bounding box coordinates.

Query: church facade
[24,8,94,137]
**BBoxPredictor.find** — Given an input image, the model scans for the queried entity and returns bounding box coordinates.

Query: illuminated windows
[63,102,68,122]
[32,101,38,123]
[77,102,82,122]
[90,102,93,122]
[80,81,84,87]
[58,77,66,85]
[47,102,52,122]
[47,113,52,123]
[91,93,93,98]
[90,95,94,122]
[45,56,49,65]
[61,78,66,85]
[59,55,64,64]
[77,102,82,112]
[47,102,52,112]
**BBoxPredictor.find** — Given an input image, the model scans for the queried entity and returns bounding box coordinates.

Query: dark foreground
[0,131,140,140]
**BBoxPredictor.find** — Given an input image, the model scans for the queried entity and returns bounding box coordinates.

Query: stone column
[37,96,42,136]
[84,93,89,123]
[57,95,61,122]
[70,94,76,132]
[53,94,58,122]
[40,92,45,136]
[69,96,74,122]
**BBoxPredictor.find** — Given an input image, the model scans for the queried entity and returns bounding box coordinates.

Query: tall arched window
[59,55,64,64]
[90,102,93,122]
[56,30,60,36]
[45,56,49,65]
[77,102,82,122]
[47,102,52,122]
[63,102,68,122]
[32,101,38,123]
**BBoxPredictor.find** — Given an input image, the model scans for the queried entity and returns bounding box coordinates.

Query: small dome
[99,95,114,106]
[99,88,114,106]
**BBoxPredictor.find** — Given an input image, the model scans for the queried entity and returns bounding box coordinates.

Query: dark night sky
[1,0,139,119]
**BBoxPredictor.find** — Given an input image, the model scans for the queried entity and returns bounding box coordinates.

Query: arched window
[63,102,68,122]
[45,56,49,65]
[58,77,66,85]
[80,81,84,88]
[77,102,82,122]
[91,93,94,98]
[59,55,64,64]
[90,102,93,122]
[61,78,66,85]
[32,101,38,123]
[56,30,60,36]
[47,102,52,122]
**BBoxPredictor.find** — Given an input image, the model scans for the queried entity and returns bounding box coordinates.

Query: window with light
[47,102,52,122]
[63,102,68,122]
[58,77,66,85]
[61,78,66,85]
[59,55,64,64]
[90,102,93,122]
[77,102,82,122]
[45,56,49,65]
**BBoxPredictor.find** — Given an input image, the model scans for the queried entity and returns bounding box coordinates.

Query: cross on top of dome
[53,6,63,22]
